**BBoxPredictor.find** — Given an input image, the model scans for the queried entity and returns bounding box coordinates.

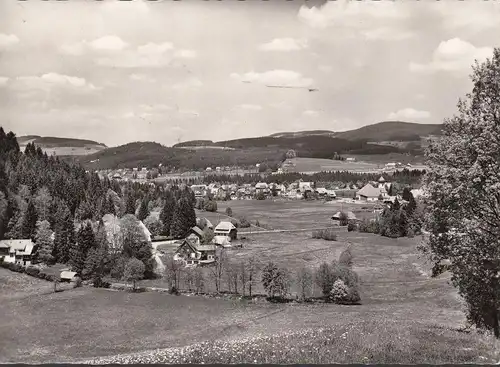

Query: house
[186,226,205,246]
[299,181,314,193]
[356,183,382,201]
[0,241,10,259]
[214,235,231,248]
[255,182,269,194]
[331,211,358,224]
[60,270,78,283]
[214,221,238,240]
[0,239,36,266]
[191,185,207,198]
[346,157,356,162]
[385,162,397,170]
[174,238,216,267]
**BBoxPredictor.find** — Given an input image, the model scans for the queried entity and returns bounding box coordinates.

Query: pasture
[1,199,499,364]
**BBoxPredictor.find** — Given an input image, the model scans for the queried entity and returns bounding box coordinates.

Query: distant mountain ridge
[17,135,107,156]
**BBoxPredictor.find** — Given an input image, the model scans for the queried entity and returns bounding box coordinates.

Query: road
[239,227,347,235]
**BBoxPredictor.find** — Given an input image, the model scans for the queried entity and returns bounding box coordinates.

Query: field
[286,157,428,173]
[1,200,499,364]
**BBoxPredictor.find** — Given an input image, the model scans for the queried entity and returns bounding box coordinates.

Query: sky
[0,0,499,147]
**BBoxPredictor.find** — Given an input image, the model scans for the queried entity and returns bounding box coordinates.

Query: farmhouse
[214,221,238,240]
[356,183,382,201]
[60,270,78,283]
[186,226,205,246]
[331,211,358,225]
[0,239,36,266]
[174,238,216,267]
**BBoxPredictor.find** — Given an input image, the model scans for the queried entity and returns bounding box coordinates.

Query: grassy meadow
[1,199,499,364]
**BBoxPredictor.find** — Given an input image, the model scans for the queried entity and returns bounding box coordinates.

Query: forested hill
[0,126,198,286]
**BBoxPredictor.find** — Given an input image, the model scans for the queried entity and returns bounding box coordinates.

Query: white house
[0,239,36,266]
[356,183,382,201]
[214,221,238,240]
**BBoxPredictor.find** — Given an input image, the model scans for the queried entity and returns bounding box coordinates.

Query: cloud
[139,104,172,112]
[409,38,493,75]
[13,73,97,92]
[361,27,414,41]
[298,0,410,30]
[258,38,308,52]
[0,34,20,49]
[138,42,174,55]
[89,35,129,51]
[172,77,203,90]
[231,69,313,87]
[0,77,9,86]
[318,65,333,73]
[388,108,431,121]
[430,2,500,33]
[303,110,320,117]
[238,104,262,111]
[130,74,155,82]
[174,49,197,59]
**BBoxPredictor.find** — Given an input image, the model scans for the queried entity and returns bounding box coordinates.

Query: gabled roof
[215,221,236,232]
[357,183,382,198]
[191,226,205,238]
[332,211,357,220]
[196,244,217,252]
[378,176,386,183]
[0,239,34,252]
[19,243,35,256]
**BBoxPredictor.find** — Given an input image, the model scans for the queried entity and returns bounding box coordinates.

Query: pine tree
[170,197,195,239]
[70,222,97,274]
[125,192,136,215]
[53,204,75,264]
[21,200,38,239]
[159,192,176,236]
[35,220,54,264]
[102,195,116,216]
[137,199,149,221]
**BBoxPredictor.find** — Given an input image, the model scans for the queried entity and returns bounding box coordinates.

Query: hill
[173,140,216,148]
[269,130,335,138]
[335,121,443,142]
[17,135,107,156]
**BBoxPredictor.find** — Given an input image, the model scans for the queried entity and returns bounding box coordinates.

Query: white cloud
[0,77,9,86]
[89,35,129,51]
[130,74,155,82]
[13,73,97,92]
[138,42,174,55]
[172,77,203,90]
[388,108,431,121]
[258,38,308,52]
[0,34,20,49]
[430,2,500,33]
[238,104,262,111]
[362,27,414,41]
[409,38,493,75]
[303,110,320,117]
[231,69,313,88]
[298,0,410,30]
[174,49,197,59]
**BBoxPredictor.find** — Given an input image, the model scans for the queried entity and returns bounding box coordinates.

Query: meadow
[1,199,499,364]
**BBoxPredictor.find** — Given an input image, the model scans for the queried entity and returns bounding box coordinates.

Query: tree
[421,49,500,338]
[34,187,52,221]
[261,262,290,298]
[83,222,110,285]
[120,214,154,278]
[125,192,136,215]
[35,220,54,264]
[338,212,349,226]
[330,279,349,303]
[164,255,184,290]
[209,247,227,293]
[53,203,75,264]
[246,256,258,297]
[296,266,313,300]
[203,200,217,212]
[315,262,334,296]
[123,257,145,291]
[159,192,176,237]
[137,199,150,221]
[225,261,239,294]
[339,247,353,268]
[170,197,196,239]
[21,200,38,239]
[143,216,163,238]
[70,222,97,274]
[194,267,205,293]
[103,195,116,216]
[225,207,233,217]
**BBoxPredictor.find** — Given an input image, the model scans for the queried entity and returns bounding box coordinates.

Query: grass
[2,199,499,364]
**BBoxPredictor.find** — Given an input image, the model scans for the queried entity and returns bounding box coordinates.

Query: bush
[44,274,55,282]
[25,266,40,277]
[204,200,218,212]
[93,278,111,288]
[358,219,380,234]
[329,279,349,303]
[225,207,233,217]
[239,217,251,228]
[312,228,337,241]
[169,286,180,295]
[72,277,83,288]
[347,221,357,232]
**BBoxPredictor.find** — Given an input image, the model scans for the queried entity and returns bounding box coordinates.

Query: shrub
[329,279,349,303]
[204,200,218,212]
[225,207,233,217]
[347,221,357,232]
[169,286,180,295]
[339,212,349,226]
[44,274,54,282]
[358,219,380,234]
[312,228,337,241]
[25,266,40,277]
[93,278,111,288]
[72,277,83,288]
[239,217,251,228]
[230,219,240,228]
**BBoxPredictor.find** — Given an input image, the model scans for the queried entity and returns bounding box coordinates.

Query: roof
[0,239,33,252]
[215,221,236,232]
[191,226,205,237]
[60,271,77,279]
[332,211,357,220]
[19,243,35,256]
[357,183,382,198]
[214,235,231,246]
[378,176,386,182]
[138,221,152,242]
[255,182,268,189]
[195,244,217,252]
